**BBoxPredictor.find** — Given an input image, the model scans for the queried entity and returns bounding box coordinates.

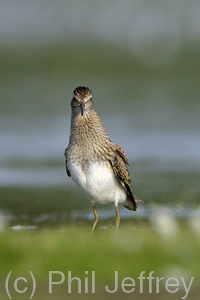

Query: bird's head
[71,86,94,116]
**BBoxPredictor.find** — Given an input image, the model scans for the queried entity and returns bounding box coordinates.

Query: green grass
[0,227,199,299]
[0,228,199,275]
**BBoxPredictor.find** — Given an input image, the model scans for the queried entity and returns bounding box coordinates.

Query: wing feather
[110,144,137,211]
[64,148,71,177]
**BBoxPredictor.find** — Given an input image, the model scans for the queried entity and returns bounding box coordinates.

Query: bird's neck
[70,111,109,142]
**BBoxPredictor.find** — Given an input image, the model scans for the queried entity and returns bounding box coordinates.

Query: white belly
[68,160,127,205]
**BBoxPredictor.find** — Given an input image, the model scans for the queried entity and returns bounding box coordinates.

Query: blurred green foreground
[0,227,199,300]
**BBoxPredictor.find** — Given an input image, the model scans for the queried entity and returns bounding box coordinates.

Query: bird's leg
[115,206,120,231]
[91,204,99,234]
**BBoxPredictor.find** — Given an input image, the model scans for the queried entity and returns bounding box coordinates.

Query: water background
[0,0,200,228]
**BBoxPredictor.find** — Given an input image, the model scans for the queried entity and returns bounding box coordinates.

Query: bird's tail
[123,194,144,211]
[134,194,144,204]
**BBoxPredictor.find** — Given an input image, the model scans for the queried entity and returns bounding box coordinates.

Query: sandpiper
[64,86,143,232]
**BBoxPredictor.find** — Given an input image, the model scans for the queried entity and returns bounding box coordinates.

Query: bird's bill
[79,103,85,116]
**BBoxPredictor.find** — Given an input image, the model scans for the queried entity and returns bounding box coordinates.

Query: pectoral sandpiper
[64,86,143,232]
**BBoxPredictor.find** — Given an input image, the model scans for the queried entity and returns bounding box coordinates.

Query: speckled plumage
[64,86,143,231]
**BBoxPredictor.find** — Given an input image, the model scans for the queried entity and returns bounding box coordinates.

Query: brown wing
[110,143,137,211]
[64,148,71,177]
